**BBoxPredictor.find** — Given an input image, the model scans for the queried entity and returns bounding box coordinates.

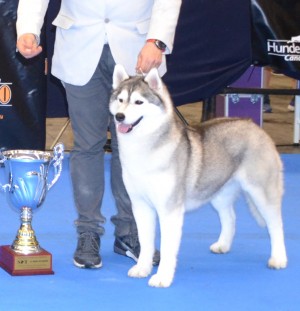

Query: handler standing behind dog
[16,0,182,269]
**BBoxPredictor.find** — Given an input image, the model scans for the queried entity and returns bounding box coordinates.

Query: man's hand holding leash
[17,33,42,59]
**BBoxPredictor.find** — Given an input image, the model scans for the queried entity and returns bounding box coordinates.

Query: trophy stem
[11,207,41,254]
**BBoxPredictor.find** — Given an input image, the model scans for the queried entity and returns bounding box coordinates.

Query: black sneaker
[114,236,160,266]
[73,232,102,269]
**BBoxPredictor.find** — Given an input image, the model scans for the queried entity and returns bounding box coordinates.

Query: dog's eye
[135,100,143,105]
[118,98,123,103]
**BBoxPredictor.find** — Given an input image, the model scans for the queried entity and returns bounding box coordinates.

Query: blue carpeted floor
[0,154,299,310]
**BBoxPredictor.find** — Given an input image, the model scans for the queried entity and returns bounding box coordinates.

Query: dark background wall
[1,0,299,149]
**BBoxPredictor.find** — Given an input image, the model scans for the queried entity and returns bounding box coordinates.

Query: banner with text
[251,0,300,80]
[0,0,46,150]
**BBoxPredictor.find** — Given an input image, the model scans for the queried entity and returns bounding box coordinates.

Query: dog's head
[109,64,171,134]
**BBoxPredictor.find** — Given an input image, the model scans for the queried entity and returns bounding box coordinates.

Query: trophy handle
[0,148,9,193]
[47,143,64,190]
[0,147,6,164]
[0,183,11,193]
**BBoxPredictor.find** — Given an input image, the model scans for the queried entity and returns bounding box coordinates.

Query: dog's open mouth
[117,116,143,134]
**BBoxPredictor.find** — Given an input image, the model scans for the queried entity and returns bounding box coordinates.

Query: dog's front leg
[148,206,184,288]
[128,201,156,278]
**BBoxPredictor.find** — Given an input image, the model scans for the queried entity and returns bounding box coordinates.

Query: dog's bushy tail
[245,195,267,227]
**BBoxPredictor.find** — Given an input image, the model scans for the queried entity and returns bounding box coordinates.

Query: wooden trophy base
[0,245,54,276]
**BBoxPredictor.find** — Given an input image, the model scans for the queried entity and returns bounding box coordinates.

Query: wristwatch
[146,39,166,52]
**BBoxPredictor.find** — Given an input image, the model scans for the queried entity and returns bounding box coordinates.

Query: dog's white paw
[210,242,230,254]
[268,257,288,269]
[148,273,173,288]
[128,264,152,278]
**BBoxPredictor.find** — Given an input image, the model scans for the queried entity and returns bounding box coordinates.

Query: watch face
[155,40,166,50]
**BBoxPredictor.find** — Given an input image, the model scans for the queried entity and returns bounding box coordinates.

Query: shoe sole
[114,244,160,266]
[114,244,138,262]
[73,259,103,269]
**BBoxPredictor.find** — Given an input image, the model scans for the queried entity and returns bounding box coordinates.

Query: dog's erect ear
[144,68,163,92]
[112,64,130,89]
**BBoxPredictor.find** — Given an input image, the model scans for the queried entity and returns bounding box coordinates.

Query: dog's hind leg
[245,185,287,269]
[148,205,185,288]
[128,201,156,279]
[210,183,239,254]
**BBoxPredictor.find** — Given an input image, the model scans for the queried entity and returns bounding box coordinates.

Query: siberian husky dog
[109,64,287,288]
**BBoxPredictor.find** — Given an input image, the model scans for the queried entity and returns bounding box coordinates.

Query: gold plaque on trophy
[0,246,53,276]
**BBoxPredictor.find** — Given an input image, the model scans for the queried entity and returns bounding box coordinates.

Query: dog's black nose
[116,113,125,122]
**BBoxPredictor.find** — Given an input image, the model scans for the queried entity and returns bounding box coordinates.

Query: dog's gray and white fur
[109,64,287,288]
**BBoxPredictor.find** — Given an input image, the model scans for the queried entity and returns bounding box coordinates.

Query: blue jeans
[64,45,137,238]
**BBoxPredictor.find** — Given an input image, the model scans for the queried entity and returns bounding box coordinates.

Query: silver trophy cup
[0,143,64,255]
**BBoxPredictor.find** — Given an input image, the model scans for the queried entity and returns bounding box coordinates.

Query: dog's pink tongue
[118,123,132,134]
